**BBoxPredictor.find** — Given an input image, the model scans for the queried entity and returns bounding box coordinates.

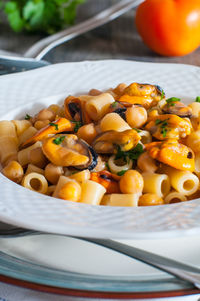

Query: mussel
[118,82,164,109]
[92,129,141,153]
[42,134,98,170]
[162,101,193,118]
[64,95,91,124]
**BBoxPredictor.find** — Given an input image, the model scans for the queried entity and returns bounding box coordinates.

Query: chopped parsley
[133,128,142,133]
[160,89,165,100]
[71,121,83,133]
[24,114,31,120]
[155,119,169,138]
[195,96,200,103]
[105,162,111,172]
[166,97,180,107]
[53,136,65,145]
[117,170,127,176]
[49,122,58,130]
[111,102,118,108]
[115,143,144,163]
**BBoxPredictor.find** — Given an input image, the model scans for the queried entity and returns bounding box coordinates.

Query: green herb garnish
[105,162,111,172]
[49,122,58,130]
[117,170,127,176]
[155,119,169,138]
[133,128,142,133]
[24,114,31,120]
[115,143,144,163]
[196,96,200,103]
[160,89,165,100]
[71,121,83,133]
[166,97,180,107]
[52,136,65,145]
[111,102,118,108]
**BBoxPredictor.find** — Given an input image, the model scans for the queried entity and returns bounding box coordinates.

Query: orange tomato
[135,0,200,56]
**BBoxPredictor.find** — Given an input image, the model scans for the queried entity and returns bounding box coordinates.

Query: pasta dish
[0,82,200,207]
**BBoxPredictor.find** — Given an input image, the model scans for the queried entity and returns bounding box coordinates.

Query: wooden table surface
[1,0,200,66]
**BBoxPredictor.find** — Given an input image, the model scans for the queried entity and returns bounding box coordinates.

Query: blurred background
[0,0,200,65]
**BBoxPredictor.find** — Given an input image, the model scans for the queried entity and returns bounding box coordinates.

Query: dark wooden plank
[0,0,199,66]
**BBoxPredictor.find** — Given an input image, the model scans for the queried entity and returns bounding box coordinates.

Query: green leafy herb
[49,122,58,130]
[53,136,65,145]
[160,89,165,100]
[24,114,31,120]
[115,143,144,163]
[133,128,141,133]
[3,0,85,34]
[166,97,180,107]
[155,119,169,138]
[196,96,200,103]
[105,162,111,172]
[71,120,83,133]
[155,119,162,125]
[117,170,127,176]
[111,102,118,108]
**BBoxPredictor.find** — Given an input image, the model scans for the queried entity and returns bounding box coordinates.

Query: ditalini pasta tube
[108,155,133,174]
[18,141,42,167]
[164,191,187,204]
[163,166,199,196]
[85,93,115,121]
[21,172,48,194]
[0,121,17,137]
[0,136,18,165]
[138,130,152,144]
[142,172,170,198]
[25,164,45,175]
[12,120,31,136]
[100,113,131,132]
[80,180,106,205]
[101,194,139,207]
[19,126,37,145]
[194,152,200,177]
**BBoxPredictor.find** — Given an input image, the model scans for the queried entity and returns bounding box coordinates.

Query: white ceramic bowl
[0,60,200,239]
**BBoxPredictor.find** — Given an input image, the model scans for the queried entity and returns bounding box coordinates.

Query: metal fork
[1,225,200,290]
[0,0,143,74]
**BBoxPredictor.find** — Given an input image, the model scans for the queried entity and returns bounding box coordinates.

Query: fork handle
[24,0,143,60]
[1,228,200,288]
[79,237,200,289]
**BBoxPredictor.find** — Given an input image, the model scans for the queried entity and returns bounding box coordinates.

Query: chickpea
[137,152,158,173]
[35,109,56,122]
[77,123,97,145]
[113,83,127,96]
[48,104,60,115]
[45,163,64,184]
[58,181,81,202]
[89,89,102,96]
[138,194,164,206]
[34,120,50,130]
[186,130,200,152]
[2,161,24,183]
[126,105,147,128]
[119,170,144,194]
[29,147,48,168]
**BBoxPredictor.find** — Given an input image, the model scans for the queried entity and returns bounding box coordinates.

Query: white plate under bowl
[0,60,200,239]
[0,233,199,294]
